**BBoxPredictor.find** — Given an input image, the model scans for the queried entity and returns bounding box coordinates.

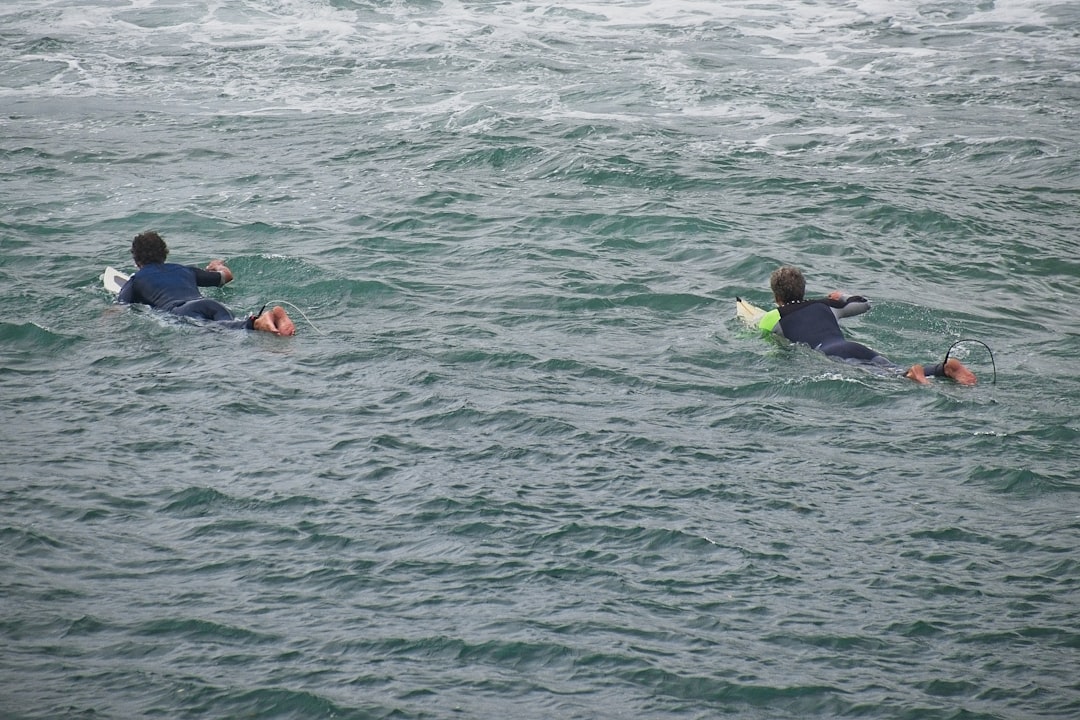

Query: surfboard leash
[943,338,996,384]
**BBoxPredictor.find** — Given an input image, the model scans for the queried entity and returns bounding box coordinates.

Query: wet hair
[131,231,168,266]
[770,265,806,304]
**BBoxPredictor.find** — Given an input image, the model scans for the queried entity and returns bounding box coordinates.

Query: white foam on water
[1,0,1074,131]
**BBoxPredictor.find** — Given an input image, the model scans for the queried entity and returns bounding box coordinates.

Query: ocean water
[2,1,1079,717]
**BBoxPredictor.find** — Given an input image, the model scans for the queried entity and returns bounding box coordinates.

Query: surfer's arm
[200,260,233,286]
[826,291,871,319]
[117,279,134,304]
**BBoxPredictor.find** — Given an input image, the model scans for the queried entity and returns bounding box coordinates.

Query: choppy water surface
[2,1,1079,717]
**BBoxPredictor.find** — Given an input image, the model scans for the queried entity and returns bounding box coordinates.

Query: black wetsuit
[778,299,881,361]
[775,298,949,377]
[117,262,254,330]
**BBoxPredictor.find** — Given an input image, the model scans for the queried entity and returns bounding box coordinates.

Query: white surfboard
[735,296,766,328]
[103,266,129,295]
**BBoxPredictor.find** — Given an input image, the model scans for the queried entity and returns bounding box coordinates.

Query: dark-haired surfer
[759,266,975,385]
[117,231,295,335]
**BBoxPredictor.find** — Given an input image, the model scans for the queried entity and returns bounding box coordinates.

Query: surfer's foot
[944,358,977,385]
[254,306,296,336]
[904,364,931,384]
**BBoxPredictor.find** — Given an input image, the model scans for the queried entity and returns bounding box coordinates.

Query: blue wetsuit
[765,297,950,377]
[117,262,254,330]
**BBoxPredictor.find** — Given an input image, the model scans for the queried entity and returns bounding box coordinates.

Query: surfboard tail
[735,298,766,326]
[103,266,130,295]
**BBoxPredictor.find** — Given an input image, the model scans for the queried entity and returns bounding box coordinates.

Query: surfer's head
[131,231,168,267]
[770,265,805,305]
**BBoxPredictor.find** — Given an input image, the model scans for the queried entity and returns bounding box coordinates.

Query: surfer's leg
[173,298,236,322]
[904,359,976,385]
[820,339,884,363]
[174,298,261,331]
[253,306,295,336]
[824,341,930,381]
[943,359,977,385]
[904,365,931,384]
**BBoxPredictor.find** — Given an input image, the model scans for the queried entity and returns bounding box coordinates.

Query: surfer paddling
[117,231,295,336]
[757,266,976,385]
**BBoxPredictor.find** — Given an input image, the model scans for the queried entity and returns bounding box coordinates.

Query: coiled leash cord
[944,339,996,384]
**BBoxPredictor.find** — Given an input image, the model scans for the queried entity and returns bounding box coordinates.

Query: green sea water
[2,1,1079,718]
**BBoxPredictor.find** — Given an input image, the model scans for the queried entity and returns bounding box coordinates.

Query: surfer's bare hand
[206,259,233,283]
